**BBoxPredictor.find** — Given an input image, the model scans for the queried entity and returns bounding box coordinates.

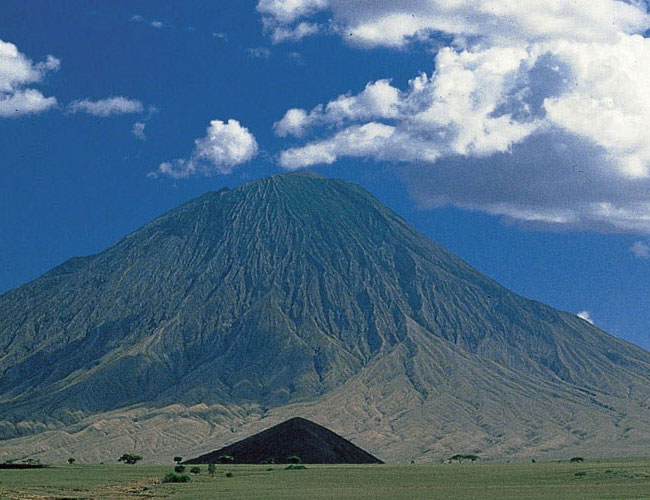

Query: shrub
[219,455,234,464]
[570,457,585,463]
[190,466,201,474]
[208,463,217,477]
[162,472,191,483]
[225,472,233,478]
[285,464,307,470]
[448,454,479,463]
[118,454,142,465]
[67,457,76,465]
[174,465,186,473]
[287,455,302,464]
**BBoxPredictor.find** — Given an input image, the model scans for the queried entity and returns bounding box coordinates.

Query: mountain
[1,171,650,464]
[184,417,383,464]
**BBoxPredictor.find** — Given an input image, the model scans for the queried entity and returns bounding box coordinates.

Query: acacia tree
[118,454,143,465]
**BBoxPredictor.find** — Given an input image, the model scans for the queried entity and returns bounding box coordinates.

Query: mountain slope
[1,171,650,462]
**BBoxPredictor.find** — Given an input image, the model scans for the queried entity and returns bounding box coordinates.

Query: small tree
[118,454,143,465]
[174,456,183,465]
[67,457,76,465]
[218,455,234,464]
[208,463,217,477]
[570,457,585,463]
[174,465,186,473]
[287,455,302,464]
[190,466,201,474]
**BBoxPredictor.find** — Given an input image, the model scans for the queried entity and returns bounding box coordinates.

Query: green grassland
[2,459,650,499]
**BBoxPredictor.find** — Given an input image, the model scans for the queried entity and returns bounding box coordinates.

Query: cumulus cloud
[270,1,650,233]
[152,119,258,178]
[631,241,650,258]
[577,311,595,324]
[68,97,144,117]
[0,39,59,117]
[275,79,401,137]
[257,0,650,47]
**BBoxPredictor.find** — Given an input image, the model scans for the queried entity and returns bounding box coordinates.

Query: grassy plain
[1,459,650,499]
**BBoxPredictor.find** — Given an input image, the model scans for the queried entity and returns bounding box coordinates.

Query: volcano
[184,417,383,464]
[2,171,650,464]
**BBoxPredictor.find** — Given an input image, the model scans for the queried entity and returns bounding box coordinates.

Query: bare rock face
[184,417,383,464]
[2,171,650,463]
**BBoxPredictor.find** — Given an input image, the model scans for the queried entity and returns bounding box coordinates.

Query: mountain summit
[2,172,650,463]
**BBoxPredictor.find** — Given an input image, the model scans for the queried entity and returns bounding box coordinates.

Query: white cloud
[152,119,258,178]
[257,0,650,48]
[257,0,328,24]
[270,22,321,43]
[270,1,650,233]
[277,48,538,168]
[132,121,146,140]
[68,97,144,117]
[130,14,166,29]
[247,47,272,59]
[577,311,595,324]
[0,39,59,117]
[275,79,400,137]
[631,241,650,258]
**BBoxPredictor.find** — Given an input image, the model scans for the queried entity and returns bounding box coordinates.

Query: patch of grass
[1,459,650,499]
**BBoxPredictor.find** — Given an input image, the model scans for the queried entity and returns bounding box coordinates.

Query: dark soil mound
[185,417,383,464]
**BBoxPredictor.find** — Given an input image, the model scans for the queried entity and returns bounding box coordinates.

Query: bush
[118,454,142,465]
[67,457,76,465]
[570,457,585,463]
[174,465,186,473]
[285,464,307,470]
[225,472,233,478]
[190,466,201,474]
[162,472,191,483]
[448,454,480,463]
[208,463,217,477]
[219,455,234,464]
[287,455,302,464]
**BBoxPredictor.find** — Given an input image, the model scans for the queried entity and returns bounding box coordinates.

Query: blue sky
[1,0,650,347]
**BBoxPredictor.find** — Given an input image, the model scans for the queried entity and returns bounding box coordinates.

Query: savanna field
[2,459,650,500]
